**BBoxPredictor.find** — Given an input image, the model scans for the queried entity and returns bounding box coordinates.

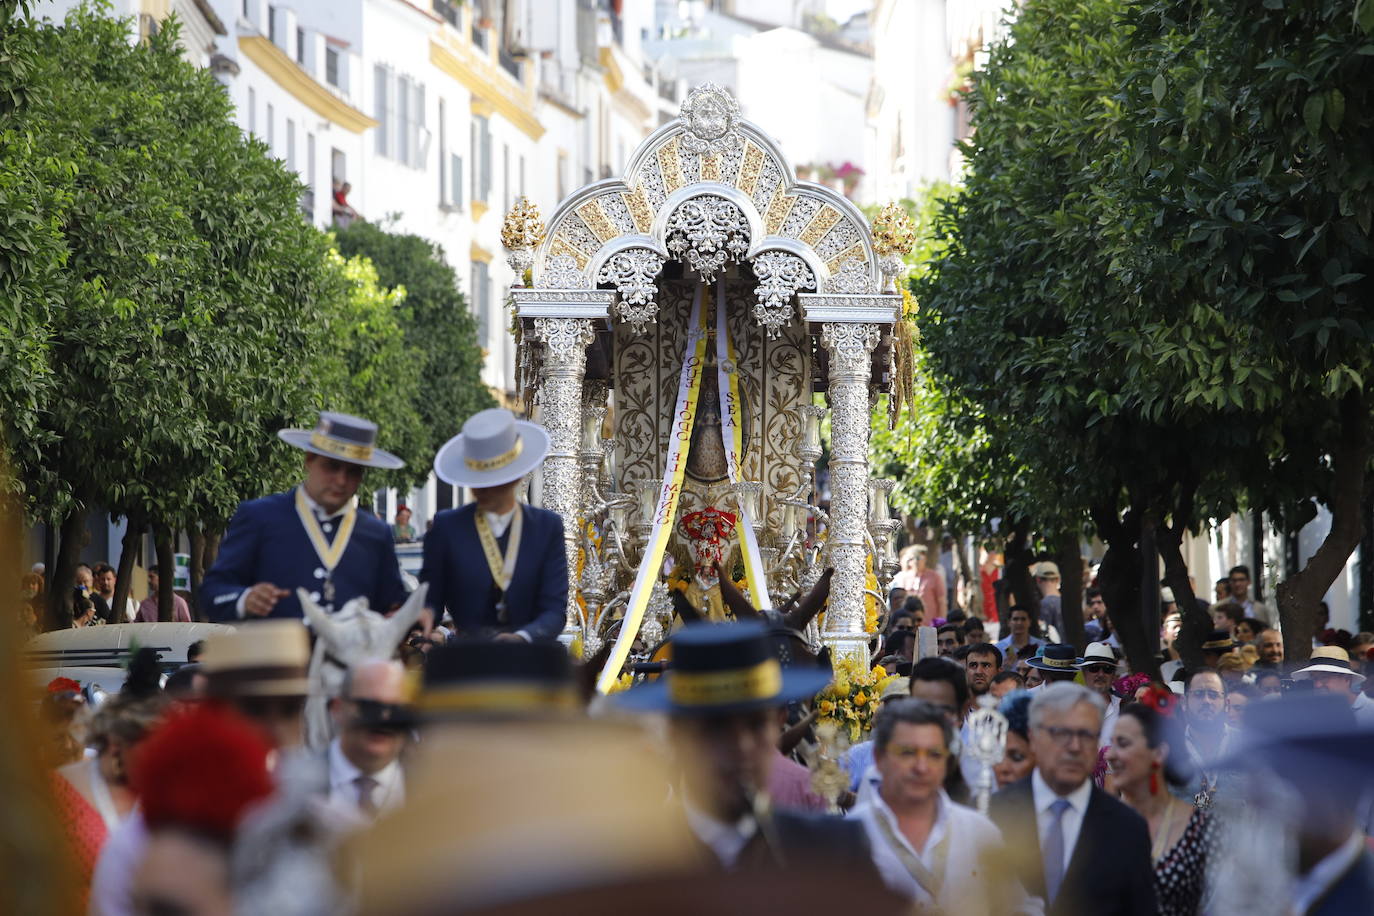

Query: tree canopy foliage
[880,0,1374,667]
[0,3,490,623]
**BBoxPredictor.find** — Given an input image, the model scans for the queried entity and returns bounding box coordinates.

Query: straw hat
[200,621,310,698]
[1292,646,1367,688]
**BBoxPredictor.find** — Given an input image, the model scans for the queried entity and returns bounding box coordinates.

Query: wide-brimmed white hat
[277,411,405,470]
[434,408,549,488]
[1076,641,1118,669]
[1292,646,1367,688]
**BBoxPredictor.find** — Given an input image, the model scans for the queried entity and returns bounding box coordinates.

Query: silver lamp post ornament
[966,694,1009,814]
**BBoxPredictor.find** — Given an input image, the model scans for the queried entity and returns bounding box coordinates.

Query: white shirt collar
[1031,768,1093,815]
[484,505,519,538]
[300,487,356,522]
[328,737,403,813]
[1290,830,1365,915]
[871,786,950,860]
[683,799,757,868]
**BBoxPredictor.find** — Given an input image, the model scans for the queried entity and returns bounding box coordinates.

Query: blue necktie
[1043,798,1072,903]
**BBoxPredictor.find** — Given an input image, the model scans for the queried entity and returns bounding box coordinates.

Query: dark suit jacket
[688,807,878,877]
[1308,846,1374,916]
[988,776,1156,916]
[419,503,568,642]
[201,489,407,621]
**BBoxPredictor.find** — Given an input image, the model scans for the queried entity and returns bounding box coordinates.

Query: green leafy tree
[2,4,342,623]
[1116,0,1374,659]
[334,220,495,470]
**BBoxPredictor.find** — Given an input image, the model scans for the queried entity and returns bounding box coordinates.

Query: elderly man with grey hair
[988,682,1156,916]
[849,698,1041,915]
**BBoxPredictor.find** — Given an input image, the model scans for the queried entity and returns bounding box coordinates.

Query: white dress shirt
[1031,769,1093,875]
[484,506,517,538]
[1351,691,1374,726]
[683,801,756,868]
[851,788,1042,916]
[1100,695,1121,749]
[327,737,404,820]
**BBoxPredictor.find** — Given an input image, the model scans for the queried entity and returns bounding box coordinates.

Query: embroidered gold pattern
[801,206,842,247]
[576,199,618,243]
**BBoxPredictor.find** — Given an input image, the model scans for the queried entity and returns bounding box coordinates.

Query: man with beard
[965,643,1003,701]
[1255,628,1285,672]
[1182,669,1238,808]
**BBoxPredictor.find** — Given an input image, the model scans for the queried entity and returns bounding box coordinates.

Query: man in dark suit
[989,682,1156,916]
[615,622,879,876]
[422,408,567,642]
[201,412,409,623]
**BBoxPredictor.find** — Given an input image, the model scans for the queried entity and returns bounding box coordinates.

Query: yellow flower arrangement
[812,658,901,744]
[500,196,544,250]
[864,554,880,634]
[871,201,917,259]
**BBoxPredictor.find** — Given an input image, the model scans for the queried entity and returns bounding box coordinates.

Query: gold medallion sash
[474,507,523,592]
[597,284,710,694]
[294,488,358,574]
[714,280,768,608]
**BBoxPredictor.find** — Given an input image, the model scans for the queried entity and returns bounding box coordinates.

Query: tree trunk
[154,522,176,622]
[204,530,222,572]
[1055,531,1085,650]
[190,528,206,622]
[1158,518,1209,672]
[952,533,980,618]
[1139,515,1161,657]
[1275,391,1369,662]
[46,509,89,631]
[1003,523,1041,629]
[1092,504,1159,679]
[112,514,143,624]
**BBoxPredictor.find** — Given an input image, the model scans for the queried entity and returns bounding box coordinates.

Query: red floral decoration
[1137,683,1177,718]
[46,677,82,695]
[1112,672,1151,699]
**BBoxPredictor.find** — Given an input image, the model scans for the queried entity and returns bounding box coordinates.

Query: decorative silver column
[531,317,597,639]
[820,322,881,667]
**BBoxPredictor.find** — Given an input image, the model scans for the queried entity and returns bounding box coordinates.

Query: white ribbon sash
[714,280,768,608]
[597,284,710,693]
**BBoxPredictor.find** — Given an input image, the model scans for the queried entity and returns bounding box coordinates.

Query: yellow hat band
[668,658,783,707]
[465,437,524,472]
[310,432,375,463]
[1038,655,1077,669]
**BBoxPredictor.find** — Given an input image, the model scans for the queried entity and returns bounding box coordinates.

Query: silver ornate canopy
[505,84,901,670]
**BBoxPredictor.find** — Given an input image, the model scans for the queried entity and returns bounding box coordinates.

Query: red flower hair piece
[1138,683,1177,718]
[132,702,274,841]
[46,677,82,695]
[1112,673,1150,699]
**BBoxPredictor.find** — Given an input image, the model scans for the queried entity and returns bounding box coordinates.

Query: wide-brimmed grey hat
[277,411,405,470]
[434,408,549,488]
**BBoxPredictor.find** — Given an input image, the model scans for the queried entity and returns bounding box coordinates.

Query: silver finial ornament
[967,694,1009,814]
[678,83,742,155]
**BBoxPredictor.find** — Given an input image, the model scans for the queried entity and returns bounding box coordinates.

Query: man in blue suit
[201,412,409,622]
[421,408,568,642]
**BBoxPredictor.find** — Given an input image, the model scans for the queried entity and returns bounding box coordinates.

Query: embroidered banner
[596,284,710,693]
[715,280,769,608]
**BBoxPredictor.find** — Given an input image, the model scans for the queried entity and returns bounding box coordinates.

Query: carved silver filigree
[597,248,666,333]
[820,322,882,658]
[828,258,876,294]
[531,318,597,638]
[537,254,591,290]
[678,83,742,155]
[750,251,815,338]
[665,196,750,282]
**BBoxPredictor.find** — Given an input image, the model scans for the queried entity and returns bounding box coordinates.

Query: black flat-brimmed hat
[1026,643,1084,672]
[277,411,405,470]
[419,639,577,718]
[613,621,833,716]
[1216,693,1374,793]
[1200,630,1238,652]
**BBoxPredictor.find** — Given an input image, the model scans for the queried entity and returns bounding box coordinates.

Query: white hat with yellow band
[433,407,549,488]
[277,411,405,470]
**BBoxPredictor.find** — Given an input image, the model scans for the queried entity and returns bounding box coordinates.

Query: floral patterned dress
[1155,807,1217,916]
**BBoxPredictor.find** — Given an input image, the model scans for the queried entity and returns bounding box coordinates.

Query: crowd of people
[22,409,1374,914]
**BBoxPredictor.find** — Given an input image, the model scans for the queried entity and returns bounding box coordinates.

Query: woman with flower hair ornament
[1104,690,1216,916]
